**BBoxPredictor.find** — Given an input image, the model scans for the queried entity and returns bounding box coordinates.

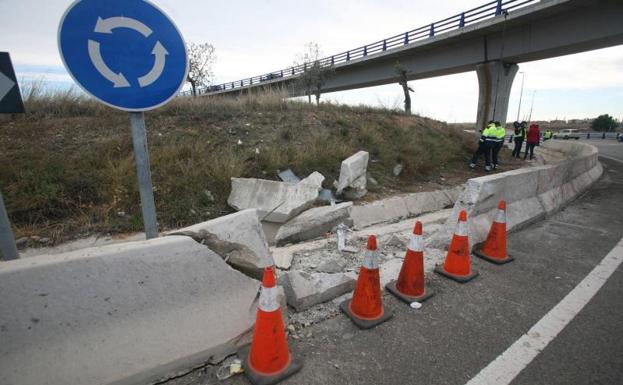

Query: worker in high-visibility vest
[512,121,527,158]
[470,121,498,171]
[543,129,553,141]
[492,121,506,169]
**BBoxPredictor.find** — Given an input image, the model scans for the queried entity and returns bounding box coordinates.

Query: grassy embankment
[0,87,477,245]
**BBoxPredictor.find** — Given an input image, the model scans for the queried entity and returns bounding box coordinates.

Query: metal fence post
[404,32,409,45]
[459,12,466,27]
[363,46,367,56]
[496,0,503,15]
[129,112,159,239]
[429,23,435,37]
[346,51,350,61]
[331,56,335,65]
[382,40,387,51]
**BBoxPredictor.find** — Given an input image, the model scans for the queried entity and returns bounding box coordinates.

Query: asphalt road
[172,142,623,385]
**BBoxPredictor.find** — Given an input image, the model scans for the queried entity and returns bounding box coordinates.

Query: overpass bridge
[193,0,623,128]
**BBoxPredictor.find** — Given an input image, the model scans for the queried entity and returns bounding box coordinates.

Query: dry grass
[0,85,476,244]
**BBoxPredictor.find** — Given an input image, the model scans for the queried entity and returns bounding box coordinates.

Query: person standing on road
[491,121,506,169]
[470,121,497,171]
[512,121,527,158]
[543,129,553,141]
[524,123,540,160]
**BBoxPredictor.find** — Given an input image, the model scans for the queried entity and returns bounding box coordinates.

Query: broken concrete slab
[316,259,347,274]
[228,178,320,223]
[169,209,271,279]
[298,171,325,191]
[278,271,356,311]
[278,168,301,183]
[336,151,369,196]
[274,252,294,270]
[275,202,353,246]
[0,236,260,385]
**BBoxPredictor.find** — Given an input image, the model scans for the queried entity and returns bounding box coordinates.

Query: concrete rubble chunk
[168,209,270,279]
[277,271,356,311]
[228,178,320,223]
[275,202,353,246]
[298,171,325,191]
[335,151,369,198]
[317,259,346,274]
[0,236,260,385]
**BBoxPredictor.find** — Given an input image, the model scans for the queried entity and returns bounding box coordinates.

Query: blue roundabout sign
[58,0,188,111]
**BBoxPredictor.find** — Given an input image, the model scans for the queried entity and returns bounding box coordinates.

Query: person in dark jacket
[524,123,540,160]
[512,121,527,158]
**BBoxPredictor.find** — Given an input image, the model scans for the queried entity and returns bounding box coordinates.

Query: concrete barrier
[0,236,260,385]
[430,141,603,249]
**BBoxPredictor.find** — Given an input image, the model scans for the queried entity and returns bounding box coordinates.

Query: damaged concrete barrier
[0,236,260,385]
[228,177,320,223]
[350,187,461,229]
[335,151,369,199]
[278,270,356,311]
[168,209,270,279]
[430,141,603,249]
[275,202,353,246]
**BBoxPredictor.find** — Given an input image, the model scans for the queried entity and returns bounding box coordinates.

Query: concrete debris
[274,202,353,246]
[15,237,28,247]
[168,209,271,279]
[393,163,404,177]
[278,168,300,183]
[0,236,260,385]
[316,259,346,274]
[228,178,320,223]
[318,188,336,203]
[273,252,294,270]
[335,151,369,199]
[367,174,379,186]
[381,234,406,249]
[298,171,325,191]
[278,271,356,311]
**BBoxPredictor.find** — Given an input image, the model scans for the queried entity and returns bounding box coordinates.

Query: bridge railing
[184,0,540,96]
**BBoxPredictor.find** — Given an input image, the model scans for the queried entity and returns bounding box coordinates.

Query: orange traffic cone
[242,266,301,385]
[474,200,514,264]
[434,210,479,283]
[340,235,393,329]
[386,221,434,304]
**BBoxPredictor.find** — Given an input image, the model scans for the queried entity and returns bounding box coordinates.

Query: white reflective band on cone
[408,234,424,252]
[259,286,280,312]
[456,219,468,236]
[362,249,379,269]
[495,208,506,223]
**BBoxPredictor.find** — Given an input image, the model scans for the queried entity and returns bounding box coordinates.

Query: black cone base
[339,299,393,330]
[239,345,302,385]
[434,265,479,283]
[474,247,515,265]
[385,280,434,305]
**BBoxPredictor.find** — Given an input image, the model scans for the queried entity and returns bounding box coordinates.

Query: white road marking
[465,237,623,385]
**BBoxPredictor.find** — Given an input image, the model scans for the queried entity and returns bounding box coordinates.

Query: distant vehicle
[553,129,580,140]
[617,133,623,142]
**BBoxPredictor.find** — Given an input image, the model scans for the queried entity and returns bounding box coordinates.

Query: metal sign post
[58,0,188,239]
[129,112,158,239]
[0,191,19,261]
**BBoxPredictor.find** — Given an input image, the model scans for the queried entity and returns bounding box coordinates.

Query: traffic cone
[434,210,479,283]
[474,200,514,264]
[386,221,434,304]
[340,235,393,329]
[242,266,301,385]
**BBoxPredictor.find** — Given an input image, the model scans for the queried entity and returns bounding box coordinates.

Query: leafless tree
[294,42,333,105]
[186,42,216,97]
[395,62,414,114]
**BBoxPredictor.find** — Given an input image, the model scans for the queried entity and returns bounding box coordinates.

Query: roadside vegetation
[1,84,478,245]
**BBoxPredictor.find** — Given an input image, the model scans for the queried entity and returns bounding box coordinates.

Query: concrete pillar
[475,61,518,130]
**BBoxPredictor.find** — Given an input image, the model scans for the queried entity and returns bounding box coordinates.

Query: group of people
[470,120,541,171]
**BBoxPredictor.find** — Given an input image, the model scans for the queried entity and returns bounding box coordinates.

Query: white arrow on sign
[87,40,130,88]
[94,16,153,37]
[0,71,16,101]
[138,41,169,87]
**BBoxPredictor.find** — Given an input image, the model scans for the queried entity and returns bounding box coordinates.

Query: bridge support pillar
[475,61,518,130]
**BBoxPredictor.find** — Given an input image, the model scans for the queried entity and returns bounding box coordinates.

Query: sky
[1,0,622,122]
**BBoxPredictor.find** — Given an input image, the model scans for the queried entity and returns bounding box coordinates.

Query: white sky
[1,0,622,122]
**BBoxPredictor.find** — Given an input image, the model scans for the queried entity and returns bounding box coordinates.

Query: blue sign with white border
[58,0,188,111]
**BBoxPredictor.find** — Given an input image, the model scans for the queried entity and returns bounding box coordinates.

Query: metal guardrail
[183,0,540,97]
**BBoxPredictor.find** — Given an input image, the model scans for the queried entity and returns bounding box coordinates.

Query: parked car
[617,133,623,142]
[553,129,580,140]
